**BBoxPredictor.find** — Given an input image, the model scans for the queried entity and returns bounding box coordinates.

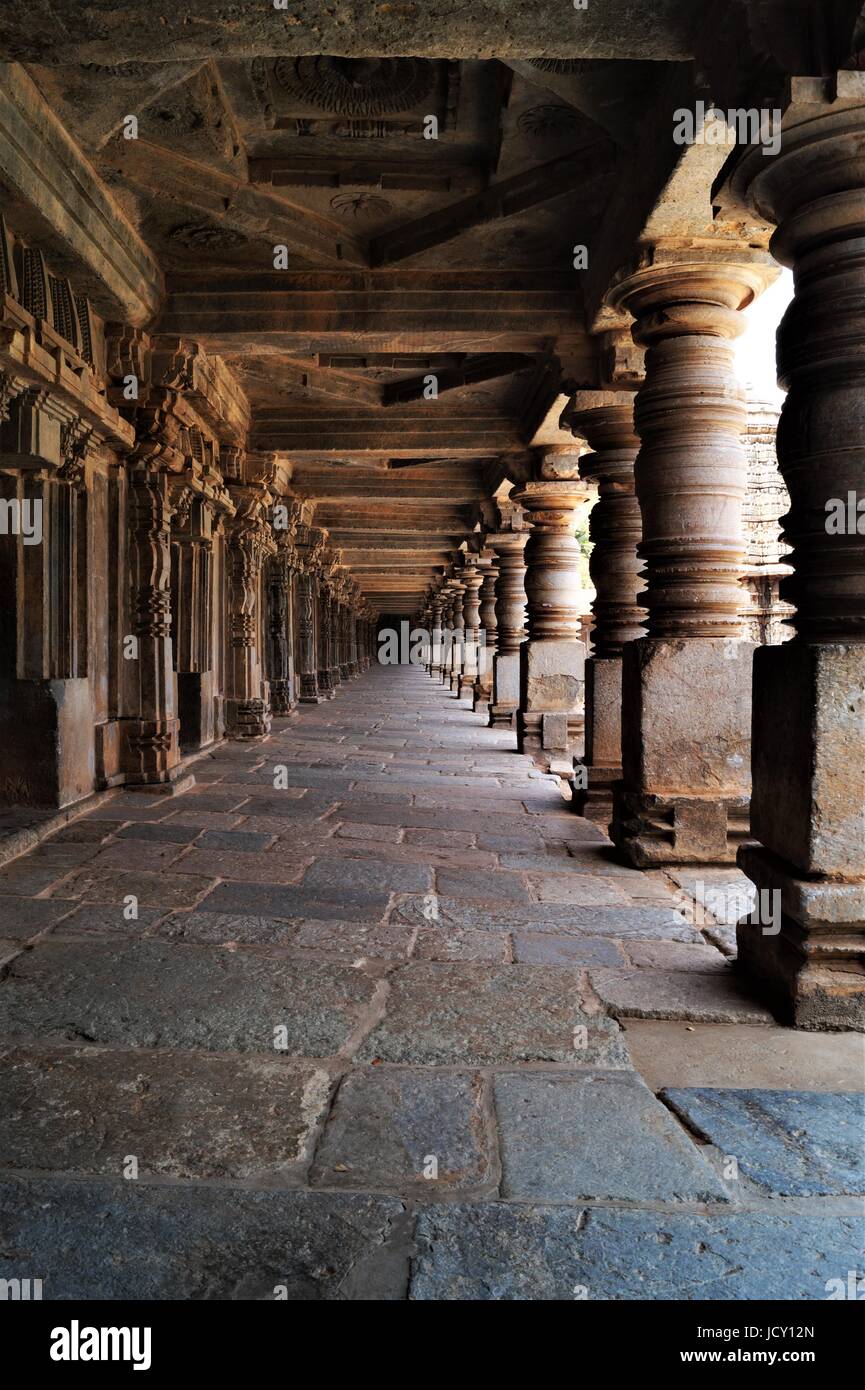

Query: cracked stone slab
[590,966,775,1024]
[410,1204,865,1301]
[356,962,629,1067]
[151,910,298,946]
[291,919,415,960]
[623,941,728,971]
[392,897,699,941]
[0,1045,333,1181]
[0,1176,406,1300]
[0,939,378,1055]
[47,867,216,908]
[311,1068,490,1192]
[494,1071,727,1203]
[662,1088,865,1196]
[413,927,510,963]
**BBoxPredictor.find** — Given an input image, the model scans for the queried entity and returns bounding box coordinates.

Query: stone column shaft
[728,73,865,1029]
[606,247,775,865]
[487,530,528,726]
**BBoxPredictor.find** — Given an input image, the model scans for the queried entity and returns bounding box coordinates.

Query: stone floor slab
[311,1068,489,1191]
[494,1071,727,1202]
[0,1045,333,1181]
[410,1204,865,1300]
[356,962,629,1067]
[662,1088,865,1196]
[590,966,775,1025]
[0,939,378,1056]
[624,1020,865,1092]
[0,1177,406,1299]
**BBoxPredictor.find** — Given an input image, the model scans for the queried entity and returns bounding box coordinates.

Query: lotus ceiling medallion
[273,56,434,117]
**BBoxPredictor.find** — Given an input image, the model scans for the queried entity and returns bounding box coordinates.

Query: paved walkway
[0,664,862,1299]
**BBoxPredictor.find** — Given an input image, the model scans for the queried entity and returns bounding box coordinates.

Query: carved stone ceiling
[17,41,684,613]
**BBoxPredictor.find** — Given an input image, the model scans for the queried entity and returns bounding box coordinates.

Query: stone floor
[0,664,862,1300]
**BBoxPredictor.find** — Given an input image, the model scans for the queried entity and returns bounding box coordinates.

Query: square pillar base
[611,637,753,866]
[737,844,865,1032]
[517,638,584,758]
[226,699,271,739]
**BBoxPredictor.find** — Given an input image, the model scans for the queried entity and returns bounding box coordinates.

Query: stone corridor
[0,663,861,1300]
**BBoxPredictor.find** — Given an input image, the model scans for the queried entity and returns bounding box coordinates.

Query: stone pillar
[473,552,499,709]
[567,392,646,819]
[266,528,298,715]
[428,593,444,676]
[729,74,865,1028]
[487,530,528,727]
[741,398,794,646]
[448,579,466,692]
[316,576,335,698]
[439,583,457,684]
[329,588,343,689]
[459,560,482,697]
[297,568,322,702]
[605,245,775,865]
[513,478,590,766]
[224,486,275,738]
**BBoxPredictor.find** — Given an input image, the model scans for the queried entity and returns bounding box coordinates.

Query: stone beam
[158,272,585,354]
[0,2,702,65]
[251,410,520,455]
[382,355,535,406]
[369,144,612,267]
[0,64,162,324]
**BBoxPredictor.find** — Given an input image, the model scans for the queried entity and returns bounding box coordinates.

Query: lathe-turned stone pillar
[473,552,499,709]
[458,559,483,698]
[566,392,646,819]
[728,74,865,1029]
[429,592,445,676]
[440,583,458,685]
[741,398,794,645]
[513,476,590,765]
[487,530,528,727]
[606,245,775,865]
[448,579,466,693]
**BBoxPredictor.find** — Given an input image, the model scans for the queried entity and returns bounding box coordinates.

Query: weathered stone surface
[0,1177,406,1300]
[435,869,529,902]
[526,873,631,906]
[152,910,298,946]
[494,1071,727,1202]
[311,1069,489,1191]
[292,919,414,960]
[49,904,166,936]
[663,1088,865,1196]
[356,962,629,1067]
[410,1204,865,1301]
[512,932,625,967]
[202,881,390,923]
[302,856,432,898]
[0,896,76,938]
[624,940,729,971]
[392,896,699,941]
[0,940,377,1055]
[625,1020,865,1093]
[0,1046,333,1181]
[48,867,216,908]
[590,966,775,1024]
[413,927,510,962]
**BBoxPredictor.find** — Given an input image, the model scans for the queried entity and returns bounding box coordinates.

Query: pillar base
[318,670,336,698]
[472,680,492,710]
[122,717,182,785]
[270,679,296,715]
[572,763,619,823]
[611,786,750,867]
[737,844,865,1032]
[488,705,516,728]
[226,699,272,739]
[517,637,584,758]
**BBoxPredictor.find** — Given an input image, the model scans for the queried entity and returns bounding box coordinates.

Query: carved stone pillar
[486,530,528,727]
[729,74,865,1029]
[448,579,466,692]
[429,592,445,677]
[439,582,457,684]
[170,488,220,751]
[315,577,334,698]
[458,560,482,697]
[513,477,590,764]
[473,552,499,709]
[741,399,794,646]
[224,485,275,738]
[297,565,322,702]
[125,463,183,777]
[566,392,646,818]
[605,245,776,865]
[267,525,299,715]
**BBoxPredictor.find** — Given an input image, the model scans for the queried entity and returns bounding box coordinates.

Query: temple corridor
[0,662,861,1299]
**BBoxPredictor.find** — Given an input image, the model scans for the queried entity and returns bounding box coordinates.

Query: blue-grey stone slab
[662,1088,865,1196]
[410,1204,865,1301]
[494,1071,727,1202]
[0,1177,406,1299]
